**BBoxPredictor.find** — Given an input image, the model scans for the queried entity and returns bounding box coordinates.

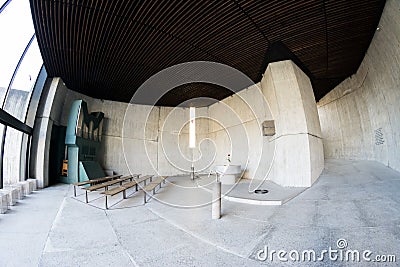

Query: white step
[0,193,9,214]
[27,178,38,192]
[0,188,19,206]
[4,184,24,200]
[17,181,31,195]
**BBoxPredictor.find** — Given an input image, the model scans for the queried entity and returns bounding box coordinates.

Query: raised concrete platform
[197,175,307,205]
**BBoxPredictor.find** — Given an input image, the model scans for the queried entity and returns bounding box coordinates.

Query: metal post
[212,181,221,219]
[190,166,195,180]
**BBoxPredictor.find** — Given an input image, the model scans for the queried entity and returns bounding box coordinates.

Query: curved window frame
[0,0,46,188]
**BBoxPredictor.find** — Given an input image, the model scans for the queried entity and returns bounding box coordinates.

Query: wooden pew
[72,174,122,197]
[101,175,153,209]
[82,174,139,203]
[143,176,168,204]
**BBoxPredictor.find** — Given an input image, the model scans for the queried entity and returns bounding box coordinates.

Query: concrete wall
[207,60,324,187]
[54,62,323,186]
[261,60,324,187]
[58,88,211,177]
[31,78,69,187]
[44,60,323,186]
[317,0,400,172]
[208,83,275,181]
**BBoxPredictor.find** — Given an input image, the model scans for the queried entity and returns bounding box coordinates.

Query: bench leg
[123,190,126,199]
[144,180,147,186]
[74,185,77,197]
[135,184,138,191]
[153,188,155,195]
[105,196,108,209]
[144,192,147,204]
[85,191,88,203]
[150,177,153,182]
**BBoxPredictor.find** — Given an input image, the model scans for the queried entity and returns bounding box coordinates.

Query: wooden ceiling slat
[30,0,385,106]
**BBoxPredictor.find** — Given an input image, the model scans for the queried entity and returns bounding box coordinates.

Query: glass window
[0,0,35,106]
[3,38,43,121]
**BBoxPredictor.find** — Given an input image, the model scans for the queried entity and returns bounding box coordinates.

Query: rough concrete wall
[157,106,211,176]
[261,60,324,187]
[208,83,275,180]
[59,89,211,176]
[317,0,400,171]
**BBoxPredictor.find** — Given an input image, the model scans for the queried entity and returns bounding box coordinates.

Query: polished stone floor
[0,159,399,266]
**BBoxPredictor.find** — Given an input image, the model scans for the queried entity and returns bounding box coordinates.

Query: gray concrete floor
[0,159,399,266]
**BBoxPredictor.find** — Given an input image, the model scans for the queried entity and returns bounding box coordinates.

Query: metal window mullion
[25,134,31,180]
[24,65,45,125]
[0,0,12,14]
[0,125,7,189]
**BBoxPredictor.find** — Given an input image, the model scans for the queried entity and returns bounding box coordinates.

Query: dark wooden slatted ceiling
[30,0,385,107]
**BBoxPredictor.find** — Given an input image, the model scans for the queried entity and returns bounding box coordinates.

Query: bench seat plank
[72,174,122,197]
[73,175,121,186]
[134,175,152,183]
[117,175,135,183]
[143,183,159,192]
[123,181,138,189]
[149,178,163,185]
[102,187,126,196]
[84,180,119,191]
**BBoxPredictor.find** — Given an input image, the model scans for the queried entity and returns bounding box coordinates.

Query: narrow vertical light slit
[189,107,196,148]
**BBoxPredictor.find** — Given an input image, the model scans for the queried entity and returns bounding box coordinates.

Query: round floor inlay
[254,189,269,194]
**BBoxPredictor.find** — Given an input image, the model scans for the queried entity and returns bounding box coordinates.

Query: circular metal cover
[254,189,269,194]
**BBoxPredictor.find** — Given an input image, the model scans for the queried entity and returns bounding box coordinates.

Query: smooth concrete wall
[317,0,400,172]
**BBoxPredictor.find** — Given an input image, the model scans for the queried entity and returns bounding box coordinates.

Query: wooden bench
[73,174,122,197]
[101,175,153,209]
[102,187,127,209]
[143,176,168,203]
[82,174,139,203]
[133,175,154,185]
[117,175,137,183]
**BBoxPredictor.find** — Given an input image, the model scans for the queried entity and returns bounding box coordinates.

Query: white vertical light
[189,107,196,148]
